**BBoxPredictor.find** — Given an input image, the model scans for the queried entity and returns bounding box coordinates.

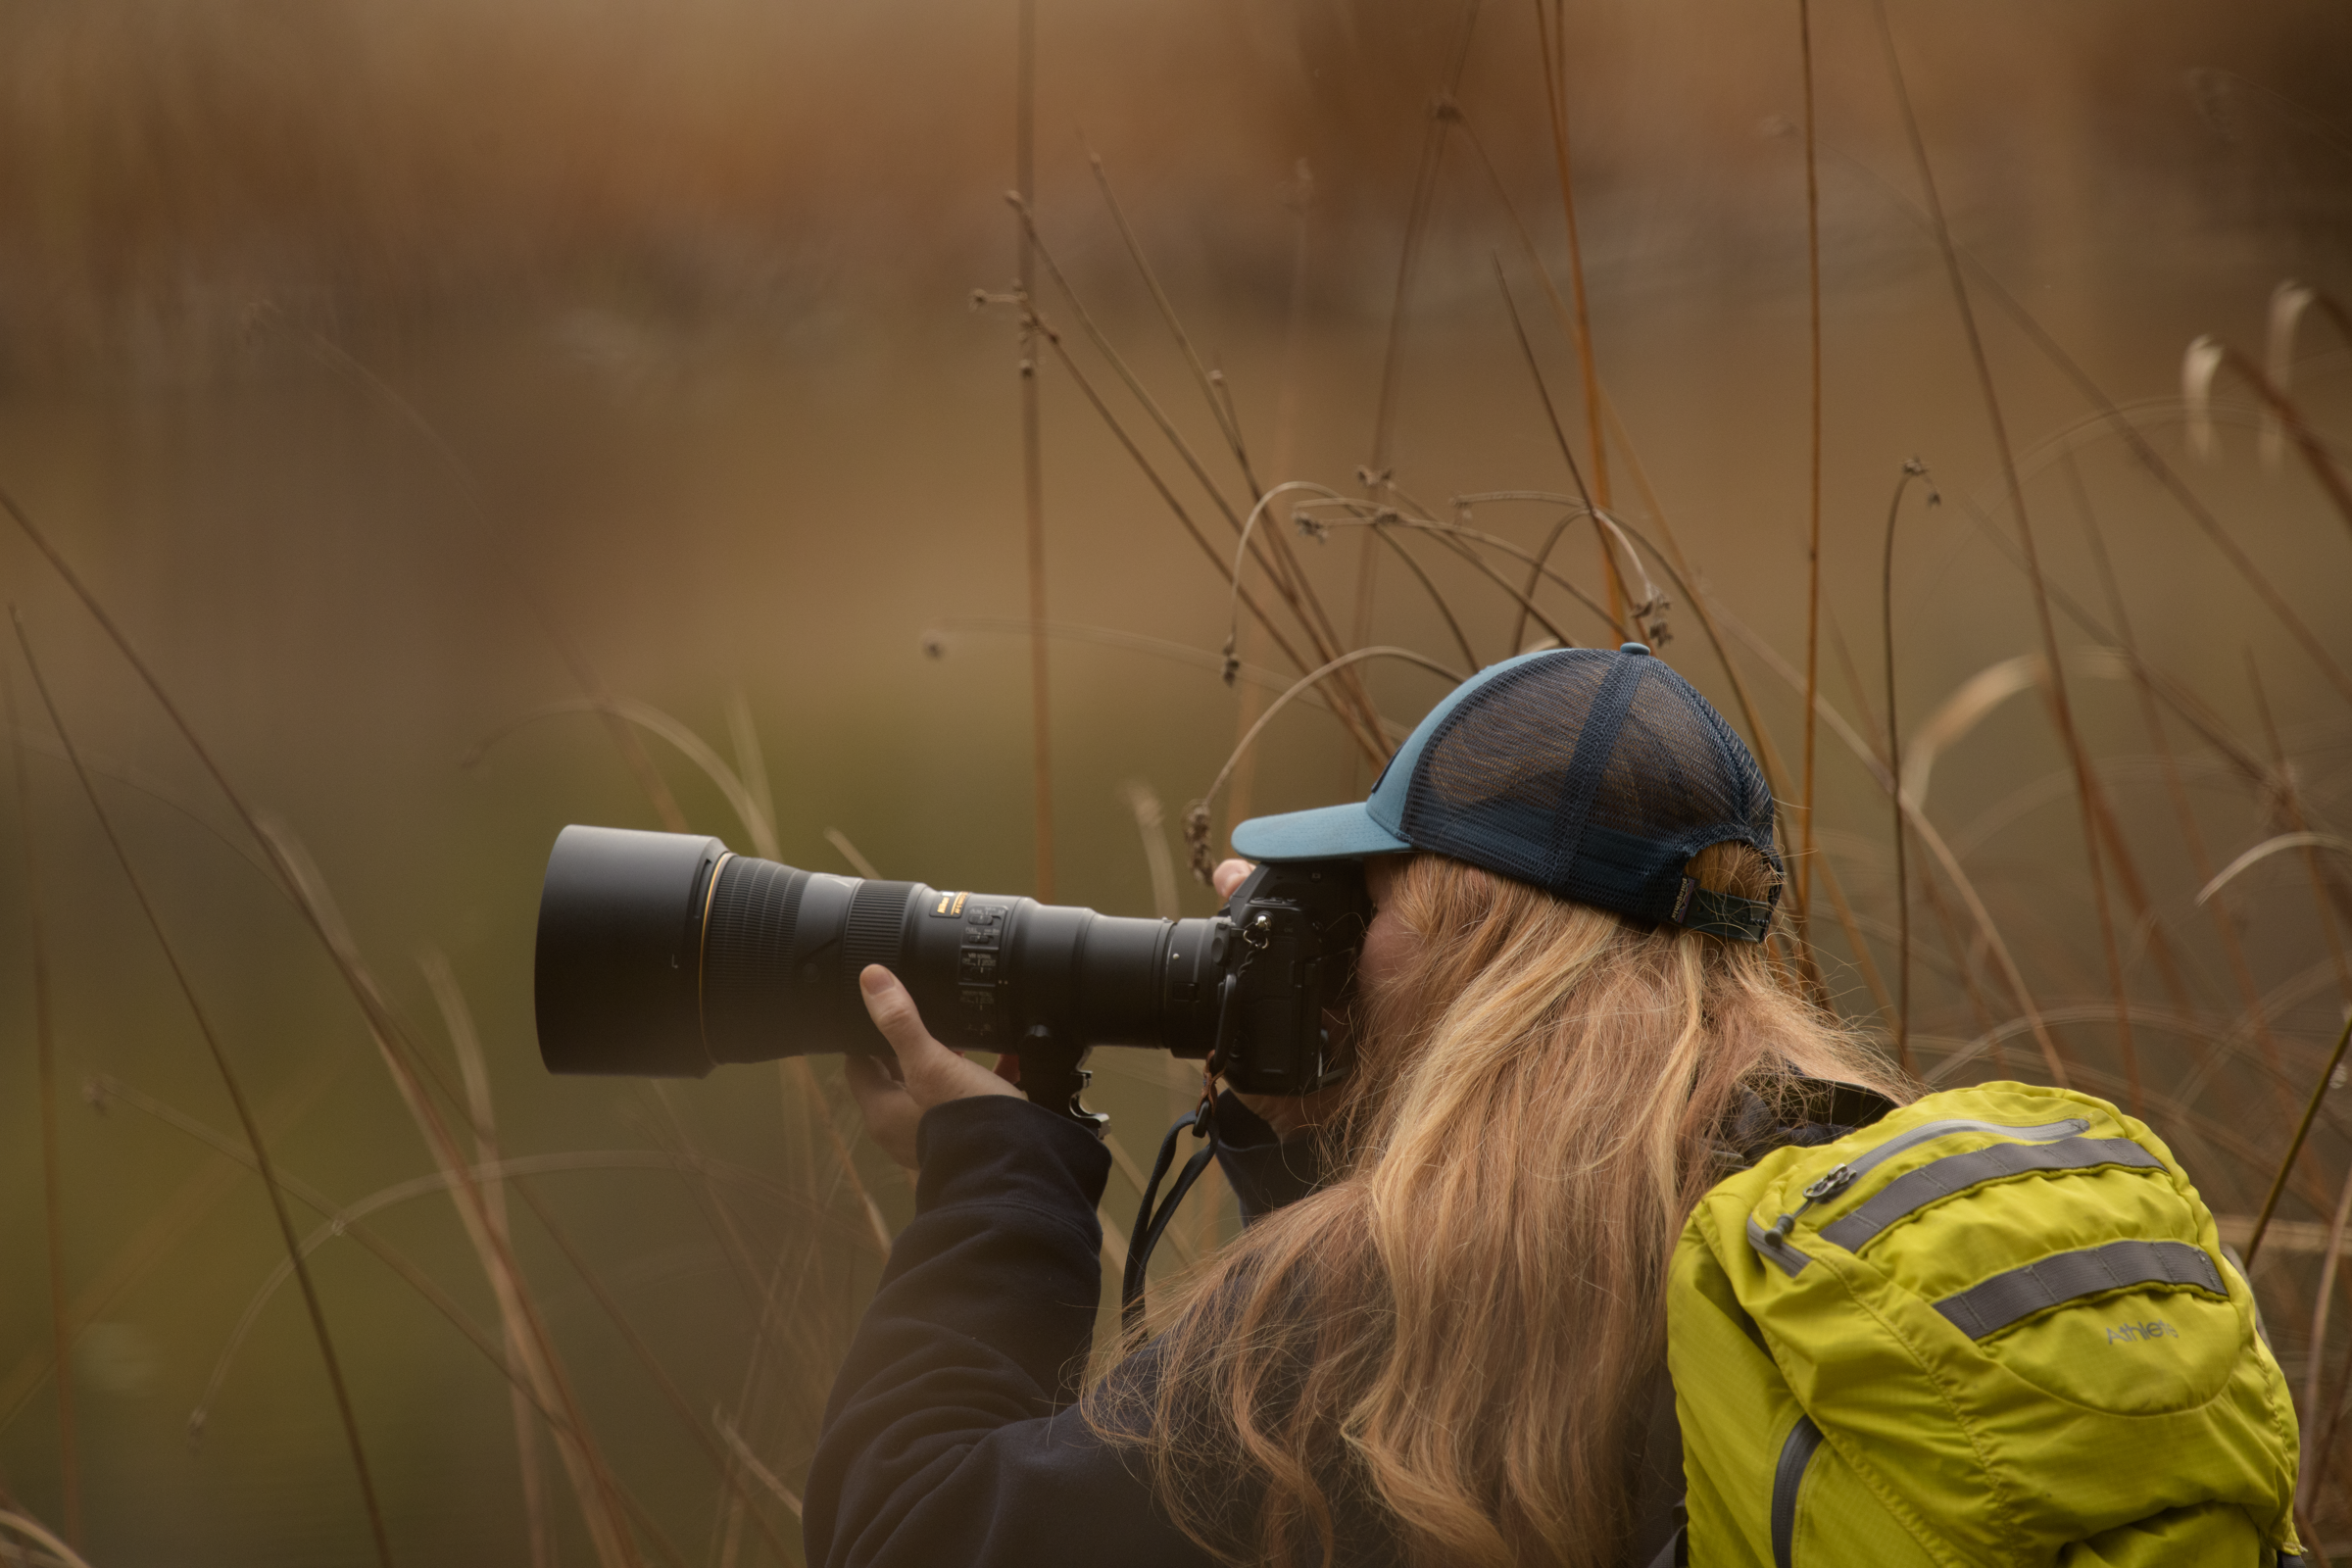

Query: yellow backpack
[1665,1082,2304,1566]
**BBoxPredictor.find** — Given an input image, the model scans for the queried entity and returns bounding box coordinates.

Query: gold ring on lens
[696,851,735,1055]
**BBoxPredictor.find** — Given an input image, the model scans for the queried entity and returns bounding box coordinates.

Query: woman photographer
[805,644,1907,1568]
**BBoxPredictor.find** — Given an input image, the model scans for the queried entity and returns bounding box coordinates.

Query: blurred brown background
[0,0,2348,1562]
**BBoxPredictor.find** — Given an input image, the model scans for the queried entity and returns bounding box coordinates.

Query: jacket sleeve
[802,1095,1210,1568]
[1206,1091,1329,1225]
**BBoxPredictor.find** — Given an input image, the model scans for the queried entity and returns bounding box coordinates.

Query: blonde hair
[1089,846,1909,1568]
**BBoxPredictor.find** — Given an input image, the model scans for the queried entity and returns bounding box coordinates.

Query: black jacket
[804,1094,1699,1568]
[804,1095,1209,1568]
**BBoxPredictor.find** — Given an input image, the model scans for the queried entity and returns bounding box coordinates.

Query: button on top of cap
[1620,642,1650,656]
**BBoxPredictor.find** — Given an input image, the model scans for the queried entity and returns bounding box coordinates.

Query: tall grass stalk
[1012,0,1055,903]
[824,828,883,881]
[466,696,778,858]
[646,1084,774,1319]
[1088,154,1263,504]
[1119,780,1182,922]
[1490,255,1594,564]
[2244,661,2352,1002]
[2303,1166,2352,1511]
[2055,456,2202,1026]
[1356,0,1487,659]
[1303,504,1583,651]
[2265,282,2352,471]
[725,690,774,851]
[422,950,554,1568]
[505,1169,800,1566]
[1881,460,1936,1067]
[2183,338,2352,540]
[2,673,77,1547]
[0,1509,92,1568]
[0,1060,343,1432]
[792,1058,894,1254]
[84,1074,598,1432]
[2077,481,2300,1103]
[1085,156,1377,738]
[1795,0,1825,944]
[1004,287,1374,756]
[9,611,396,1568]
[1224,172,1319,832]
[97,1090,841,1562]
[1871,0,2133,1105]
[1293,499,1618,632]
[713,1413,803,1517]
[1702,592,2068,1079]
[300,334,691,834]
[259,822,644,1566]
[1528,0,1615,553]
[2,489,644,1564]
[1450,113,1592,519]
[1821,145,2352,709]
[1371,527,1481,669]
[1185,646,1462,879]
[2248,1013,2352,1271]
[1008,196,1370,717]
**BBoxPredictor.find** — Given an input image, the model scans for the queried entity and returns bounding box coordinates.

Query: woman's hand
[1211,858,1343,1143]
[847,964,1023,1169]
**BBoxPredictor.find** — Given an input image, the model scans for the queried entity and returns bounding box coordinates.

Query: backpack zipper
[1770,1415,1825,1568]
[1754,1116,2089,1256]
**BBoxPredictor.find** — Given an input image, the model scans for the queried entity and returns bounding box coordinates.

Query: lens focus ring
[703,858,806,1057]
[842,879,915,995]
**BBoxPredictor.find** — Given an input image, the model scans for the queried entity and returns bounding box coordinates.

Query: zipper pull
[1801,1163,1856,1203]
[1775,1163,1858,1244]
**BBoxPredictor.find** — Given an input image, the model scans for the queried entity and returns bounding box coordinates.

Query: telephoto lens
[532,825,1370,1124]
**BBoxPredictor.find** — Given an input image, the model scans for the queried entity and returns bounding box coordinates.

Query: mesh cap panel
[1396,650,1778,925]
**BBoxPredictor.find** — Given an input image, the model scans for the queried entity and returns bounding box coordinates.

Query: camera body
[533,826,1372,1126]
[1196,859,1371,1097]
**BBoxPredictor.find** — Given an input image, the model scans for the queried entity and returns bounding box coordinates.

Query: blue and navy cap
[1230,644,1782,941]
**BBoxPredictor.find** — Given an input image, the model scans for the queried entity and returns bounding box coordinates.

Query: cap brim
[1230,802,1412,862]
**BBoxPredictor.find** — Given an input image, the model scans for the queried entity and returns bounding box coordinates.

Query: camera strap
[1120,1097,1218,1327]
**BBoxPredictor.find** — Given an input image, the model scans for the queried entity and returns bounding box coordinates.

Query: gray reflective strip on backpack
[1836,1115,2088,1184]
[1746,1118,2087,1274]
[1934,1239,2227,1340]
[1819,1137,2161,1253]
[1748,1215,1811,1277]
[1770,1415,1824,1568]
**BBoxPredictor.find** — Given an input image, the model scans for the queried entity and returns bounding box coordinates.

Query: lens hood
[535,824,729,1076]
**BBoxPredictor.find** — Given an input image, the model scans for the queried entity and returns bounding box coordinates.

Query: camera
[532,825,1372,1127]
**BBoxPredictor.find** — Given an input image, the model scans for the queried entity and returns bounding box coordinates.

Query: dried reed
[1873,0,2128,1102]
[0,1059,343,1434]
[466,696,778,858]
[4,491,645,1565]
[1794,0,1826,933]
[422,950,554,1568]
[299,332,691,835]
[1822,143,2352,709]
[1007,194,1381,750]
[1014,0,1054,902]
[0,1509,92,1568]
[1880,459,1938,1069]
[9,611,396,1568]
[2249,1013,2352,1270]
[96,1057,812,1566]
[1,675,77,1548]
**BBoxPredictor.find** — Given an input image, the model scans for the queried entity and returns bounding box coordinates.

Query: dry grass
[1,0,2350,1562]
